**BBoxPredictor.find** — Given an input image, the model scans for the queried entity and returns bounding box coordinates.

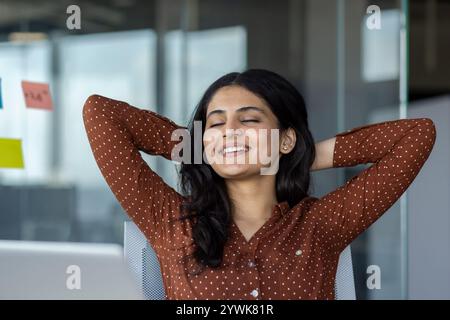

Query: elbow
[82,94,103,119]
[422,117,437,144]
[417,118,437,152]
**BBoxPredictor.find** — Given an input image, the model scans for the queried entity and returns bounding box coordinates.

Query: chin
[214,164,260,179]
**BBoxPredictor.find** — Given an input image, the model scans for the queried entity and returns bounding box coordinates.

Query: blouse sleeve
[82,94,189,251]
[309,118,436,253]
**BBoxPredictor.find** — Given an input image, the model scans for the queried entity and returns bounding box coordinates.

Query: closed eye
[209,120,259,127]
[242,119,260,123]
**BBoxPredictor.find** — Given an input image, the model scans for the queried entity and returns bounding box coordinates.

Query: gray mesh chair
[124,221,356,300]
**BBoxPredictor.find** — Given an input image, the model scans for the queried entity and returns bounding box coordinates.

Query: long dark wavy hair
[178,69,315,274]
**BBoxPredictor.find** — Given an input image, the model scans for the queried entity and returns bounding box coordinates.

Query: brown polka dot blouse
[82,94,436,300]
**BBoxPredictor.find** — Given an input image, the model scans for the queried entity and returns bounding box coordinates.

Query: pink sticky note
[21,80,53,110]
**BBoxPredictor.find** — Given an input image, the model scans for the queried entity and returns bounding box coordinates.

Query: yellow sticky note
[0,138,25,169]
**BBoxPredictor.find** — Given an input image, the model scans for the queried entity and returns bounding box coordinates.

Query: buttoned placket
[245,241,261,300]
[244,202,289,300]
[230,201,290,300]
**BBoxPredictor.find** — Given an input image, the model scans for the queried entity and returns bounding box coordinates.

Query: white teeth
[222,146,247,154]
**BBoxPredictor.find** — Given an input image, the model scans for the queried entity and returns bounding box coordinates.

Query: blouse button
[248,260,256,268]
[250,289,259,298]
[295,249,302,256]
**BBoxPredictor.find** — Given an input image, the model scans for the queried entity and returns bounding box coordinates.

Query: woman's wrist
[310,137,336,171]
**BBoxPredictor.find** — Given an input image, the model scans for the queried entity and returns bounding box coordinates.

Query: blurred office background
[0,0,449,299]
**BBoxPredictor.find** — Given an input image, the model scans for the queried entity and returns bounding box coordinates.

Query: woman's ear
[280,128,296,154]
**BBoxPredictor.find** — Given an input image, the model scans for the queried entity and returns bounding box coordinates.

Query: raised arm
[82,94,187,250]
[309,118,437,253]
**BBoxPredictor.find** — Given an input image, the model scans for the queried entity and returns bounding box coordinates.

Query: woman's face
[203,85,294,179]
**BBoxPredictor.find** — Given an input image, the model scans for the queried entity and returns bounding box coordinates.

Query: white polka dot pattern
[82,94,436,300]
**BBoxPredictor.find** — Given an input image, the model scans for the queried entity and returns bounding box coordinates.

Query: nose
[224,128,244,139]
[223,119,244,138]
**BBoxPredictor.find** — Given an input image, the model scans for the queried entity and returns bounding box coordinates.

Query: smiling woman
[202,89,289,174]
[179,70,315,270]
[82,69,436,299]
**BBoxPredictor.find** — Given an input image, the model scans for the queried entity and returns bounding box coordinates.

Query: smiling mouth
[219,145,250,157]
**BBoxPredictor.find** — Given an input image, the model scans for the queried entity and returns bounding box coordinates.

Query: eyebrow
[206,106,266,119]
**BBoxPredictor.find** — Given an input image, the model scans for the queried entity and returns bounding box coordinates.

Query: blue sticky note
[0,77,3,109]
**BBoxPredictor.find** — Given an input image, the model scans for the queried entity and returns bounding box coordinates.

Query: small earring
[283,145,288,150]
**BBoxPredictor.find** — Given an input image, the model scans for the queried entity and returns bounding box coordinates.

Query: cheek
[253,128,280,155]
[202,139,215,164]
[203,128,222,161]
[203,128,221,148]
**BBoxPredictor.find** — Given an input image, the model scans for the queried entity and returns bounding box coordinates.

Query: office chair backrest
[124,221,356,300]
